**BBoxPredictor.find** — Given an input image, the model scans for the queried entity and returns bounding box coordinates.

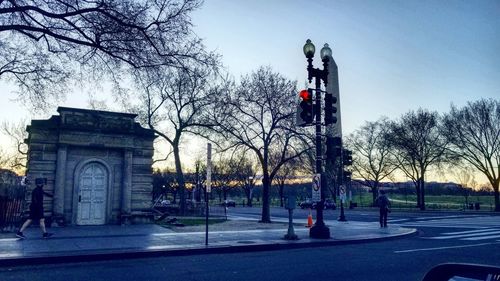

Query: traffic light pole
[338,148,347,221]
[303,40,333,239]
[308,59,330,240]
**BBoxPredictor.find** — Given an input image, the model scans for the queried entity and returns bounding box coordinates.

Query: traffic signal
[324,93,337,125]
[325,137,342,160]
[343,149,353,166]
[343,170,352,182]
[296,89,313,127]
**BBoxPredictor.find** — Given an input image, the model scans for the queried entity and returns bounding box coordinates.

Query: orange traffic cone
[306,211,313,228]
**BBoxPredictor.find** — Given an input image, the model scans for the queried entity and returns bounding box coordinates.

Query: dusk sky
[191,0,499,133]
[1,0,498,181]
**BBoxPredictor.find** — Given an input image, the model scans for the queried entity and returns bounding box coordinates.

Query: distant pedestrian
[375,190,391,228]
[16,178,54,239]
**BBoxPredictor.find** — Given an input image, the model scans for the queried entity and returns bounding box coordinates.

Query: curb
[0,228,417,267]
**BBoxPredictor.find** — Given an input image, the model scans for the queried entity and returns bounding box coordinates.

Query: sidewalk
[0,219,416,267]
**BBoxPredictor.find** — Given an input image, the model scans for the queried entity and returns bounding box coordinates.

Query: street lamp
[303,39,331,239]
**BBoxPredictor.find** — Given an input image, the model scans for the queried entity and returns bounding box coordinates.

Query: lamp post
[304,39,332,239]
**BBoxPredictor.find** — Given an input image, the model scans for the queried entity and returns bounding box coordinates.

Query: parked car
[221,200,236,207]
[299,199,336,210]
[323,199,337,210]
[299,199,314,209]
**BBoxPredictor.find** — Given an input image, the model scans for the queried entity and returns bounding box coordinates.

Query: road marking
[394,242,499,253]
[442,229,500,235]
[400,223,485,229]
[400,216,500,228]
[427,230,500,240]
[387,219,409,222]
[414,215,482,220]
[0,238,19,242]
[462,234,500,241]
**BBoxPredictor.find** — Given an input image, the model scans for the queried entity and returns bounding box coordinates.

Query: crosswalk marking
[398,215,500,229]
[428,230,500,240]
[426,228,500,242]
[387,219,409,223]
[441,229,500,235]
[402,223,482,229]
[462,234,500,241]
[414,215,482,220]
[394,242,499,254]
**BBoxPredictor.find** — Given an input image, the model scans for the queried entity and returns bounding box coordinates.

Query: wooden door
[77,163,107,225]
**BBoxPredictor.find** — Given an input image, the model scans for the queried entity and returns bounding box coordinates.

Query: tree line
[346,100,499,211]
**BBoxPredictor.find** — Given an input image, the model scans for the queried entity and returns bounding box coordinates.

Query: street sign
[312,174,321,202]
[339,185,346,203]
[206,143,212,193]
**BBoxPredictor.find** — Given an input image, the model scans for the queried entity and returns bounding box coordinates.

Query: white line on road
[413,215,483,220]
[399,224,487,229]
[462,234,500,241]
[442,229,500,235]
[427,230,500,239]
[394,242,499,253]
[387,219,409,222]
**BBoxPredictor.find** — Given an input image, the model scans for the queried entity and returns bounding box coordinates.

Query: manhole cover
[237,240,256,244]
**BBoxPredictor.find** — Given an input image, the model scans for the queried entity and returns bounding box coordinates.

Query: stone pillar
[53,145,67,225]
[121,149,133,220]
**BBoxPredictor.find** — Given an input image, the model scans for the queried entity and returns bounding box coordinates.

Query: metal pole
[205,188,209,246]
[338,149,347,221]
[309,73,330,239]
[315,77,324,226]
[205,143,212,246]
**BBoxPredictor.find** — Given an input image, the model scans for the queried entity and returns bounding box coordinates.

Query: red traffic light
[299,89,310,100]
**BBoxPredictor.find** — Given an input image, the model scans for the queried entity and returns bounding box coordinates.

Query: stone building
[25,107,155,225]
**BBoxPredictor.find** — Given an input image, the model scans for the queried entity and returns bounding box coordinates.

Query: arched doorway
[76,162,108,225]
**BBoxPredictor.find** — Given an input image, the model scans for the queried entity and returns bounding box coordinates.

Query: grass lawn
[348,193,496,211]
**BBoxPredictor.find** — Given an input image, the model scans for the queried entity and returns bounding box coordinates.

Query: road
[0,207,499,281]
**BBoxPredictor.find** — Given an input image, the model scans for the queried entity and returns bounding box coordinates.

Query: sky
[190,0,499,134]
[0,0,499,182]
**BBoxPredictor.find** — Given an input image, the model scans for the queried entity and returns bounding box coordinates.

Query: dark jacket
[376,194,391,209]
[30,186,52,210]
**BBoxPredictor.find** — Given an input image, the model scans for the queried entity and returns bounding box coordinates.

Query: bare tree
[229,152,258,207]
[152,168,177,201]
[0,0,215,110]
[210,154,238,203]
[387,109,449,210]
[450,165,477,208]
[345,118,397,205]
[442,99,500,211]
[209,66,309,223]
[1,120,28,173]
[273,158,297,207]
[0,147,11,169]
[130,65,220,215]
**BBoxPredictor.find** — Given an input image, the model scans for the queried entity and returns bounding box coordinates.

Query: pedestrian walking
[375,189,391,228]
[16,178,54,239]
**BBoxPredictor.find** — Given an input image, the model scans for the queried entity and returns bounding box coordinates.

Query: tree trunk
[173,145,186,215]
[371,182,379,206]
[260,173,271,223]
[246,191,253,207]
[420,171,426,211]
[493,181,500,212]
[279,183,284,207]
[244,187,253,207]
[415,183,421,209]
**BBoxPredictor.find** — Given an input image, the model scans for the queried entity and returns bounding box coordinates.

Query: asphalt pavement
[0,219,416,267]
